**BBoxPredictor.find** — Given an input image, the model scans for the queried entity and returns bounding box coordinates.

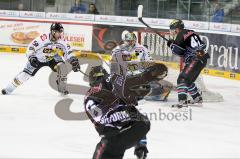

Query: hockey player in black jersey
[84,64,167,159]
[167,19,210,108]
[110,32,170,158]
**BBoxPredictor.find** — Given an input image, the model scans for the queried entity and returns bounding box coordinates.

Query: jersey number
[190,36,201,48]
[32,40,39,47]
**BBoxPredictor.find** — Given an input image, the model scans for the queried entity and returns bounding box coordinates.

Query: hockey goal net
[137,29,223,102]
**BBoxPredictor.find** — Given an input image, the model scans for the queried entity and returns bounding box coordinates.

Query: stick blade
[138,5,143,18]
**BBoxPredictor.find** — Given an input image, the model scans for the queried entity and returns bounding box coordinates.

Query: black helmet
[169,19,184,30]
[50,22,64,32]
[89,66,108,87]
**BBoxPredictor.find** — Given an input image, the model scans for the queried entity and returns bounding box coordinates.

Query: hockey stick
[138,4,186,66]
[78,53,109,77]
[138,5,169,42]
[96,53,111,67]
[79,69,89,77]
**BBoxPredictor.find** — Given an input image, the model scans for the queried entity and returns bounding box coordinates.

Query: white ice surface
[0,53,240,158]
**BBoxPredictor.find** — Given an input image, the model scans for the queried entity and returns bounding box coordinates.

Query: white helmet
[122,32,137,48]
[123,32,136,41]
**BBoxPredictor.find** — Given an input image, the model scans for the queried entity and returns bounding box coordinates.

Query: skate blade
[172,107,190,112]
[137,151,145,159]
[171,104,190,112]
[58,92,69,97]
[1,89,8,95]
[188,103,203,107]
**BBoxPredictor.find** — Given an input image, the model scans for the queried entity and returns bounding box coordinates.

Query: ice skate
[1,89,7,95]
[172,100,188,109]
[134,145,148,159]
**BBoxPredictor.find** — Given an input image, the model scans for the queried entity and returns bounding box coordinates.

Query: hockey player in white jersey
[1,23,80,95]
[111,32,152,76]
[111,32,172,101]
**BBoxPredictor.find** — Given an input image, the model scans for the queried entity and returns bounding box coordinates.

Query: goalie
[1,23,80,95]
[111,32,173,101]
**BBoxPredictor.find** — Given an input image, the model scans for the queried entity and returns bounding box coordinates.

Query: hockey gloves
[69,56,80,72]
[29,56,40,68]
[145,63,168,81]
[196,50,210,60]
[167,39,174,47]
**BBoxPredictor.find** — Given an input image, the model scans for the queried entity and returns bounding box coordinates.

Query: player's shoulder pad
[57,37,68,44]
[57,38,72,50]
[31,34,43,43]
[181,29,197,41]
[38,33,50,42]
[134,43,148,52]
[29,34,49,48]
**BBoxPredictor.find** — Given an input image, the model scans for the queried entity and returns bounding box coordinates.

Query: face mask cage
[125,40,135,47]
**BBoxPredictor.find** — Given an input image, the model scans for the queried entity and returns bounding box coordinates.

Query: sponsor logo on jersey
[100,110,130,125]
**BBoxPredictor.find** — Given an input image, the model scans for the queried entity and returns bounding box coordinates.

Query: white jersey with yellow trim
[26,33,73,63]
[111,43,153,76]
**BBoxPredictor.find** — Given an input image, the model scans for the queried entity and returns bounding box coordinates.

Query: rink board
[0,46,239,81]
[0,14,239,80]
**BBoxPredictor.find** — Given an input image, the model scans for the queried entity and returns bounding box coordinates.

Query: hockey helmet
[123,32,137,48]
[89,66,108,87]
[169,19,184,30]
[123,32,137,41]
[50,22,64,33]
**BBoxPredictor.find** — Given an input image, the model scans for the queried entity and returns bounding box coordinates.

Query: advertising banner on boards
[92,24,240,73]
[0,20,93,51]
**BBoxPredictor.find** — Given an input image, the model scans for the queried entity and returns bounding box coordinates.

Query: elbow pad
[170,44,185,56]
[26,49,36,59]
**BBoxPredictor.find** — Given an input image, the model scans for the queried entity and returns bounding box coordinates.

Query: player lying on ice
[1,23,80,95]
[111,32,173,102]
[167,19,210,108]
[84,63,167,159]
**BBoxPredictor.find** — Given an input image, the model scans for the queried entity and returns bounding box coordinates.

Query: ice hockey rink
[0,53,240,158]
